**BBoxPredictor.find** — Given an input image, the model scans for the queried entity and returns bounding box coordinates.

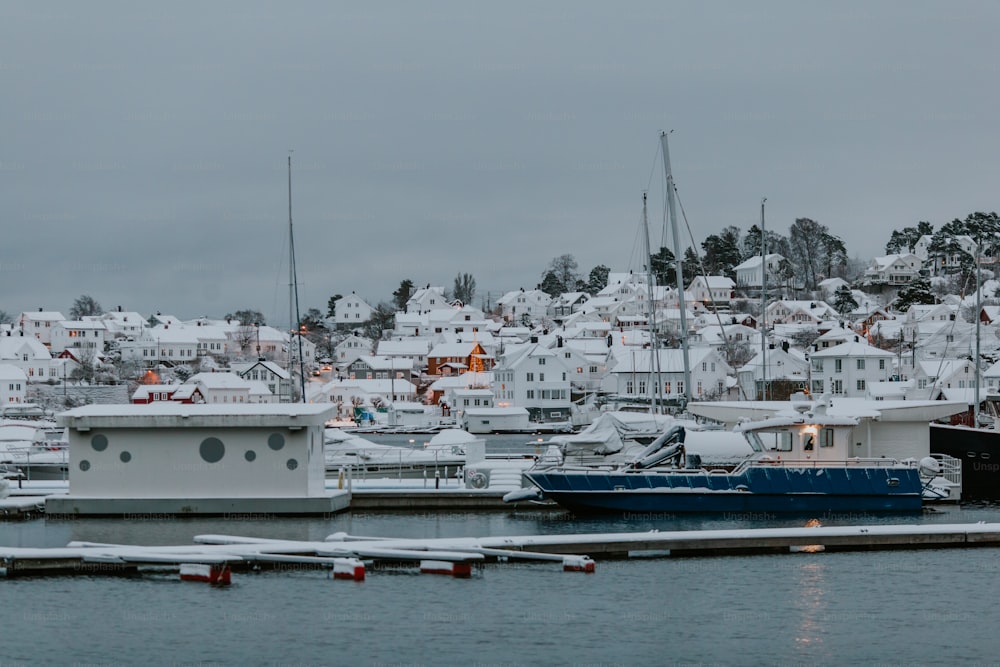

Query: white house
[0,364,27,405]
[809,339,896,397]
[231,360,292,402]
[687,276,736,309]
[333,293,374,325]
[604,346,732,404]
[909,358,979,401]
[766,300,838,326]
[0,334,58,382]
[738,344,810,400]
[863,254,923,286]
[317,378,418,410]
[18,310,66,346]
[334,334,375,368]
[734,254,784,289]
[50,320,109,355]
[496,288,552,324]
[118,326,200,367]
[406,286,448,314]
[492,342,573,422]
[185,371,276,404]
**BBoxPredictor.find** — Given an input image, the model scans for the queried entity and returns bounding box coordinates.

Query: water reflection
[794,560,827,650]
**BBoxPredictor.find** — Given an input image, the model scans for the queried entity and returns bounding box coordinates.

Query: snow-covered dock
[4,523,1000,580]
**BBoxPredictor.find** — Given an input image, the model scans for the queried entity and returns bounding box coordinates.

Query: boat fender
[468,471,488,489]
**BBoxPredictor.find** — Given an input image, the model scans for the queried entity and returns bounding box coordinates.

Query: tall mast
[760,197,767,401]
[641,192,663,413]
[660,131,691,408]
[975,236,982,426]
[288,152,306,403]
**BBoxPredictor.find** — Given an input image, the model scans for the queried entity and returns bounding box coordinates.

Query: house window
[701,362,707,372]
[835,359,842,373]
[589,366,598,373]
[857,359,865,370]
[539,373,545,381]
[697,381,703,395]
[526,390,534,399]
[879,359,886,370]
[812,380,824,394]
[677,382,684,396]
[831,379,843,394]
[626,381,634,394]
[857,379,866,391]
[664,381,671,394]
[638,381,646,395]
[538,358,546,366]
[526,372,534,382]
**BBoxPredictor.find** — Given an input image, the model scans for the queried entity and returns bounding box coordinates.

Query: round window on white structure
[79,460,91,471]
[200,437,225,463]
[245,450,256,462]
[120,451,131,463]
[268,433,285,451]
[286,458,298,471]
[91,435,108,452]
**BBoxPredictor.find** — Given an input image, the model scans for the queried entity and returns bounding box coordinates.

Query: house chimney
[782,341,789,352]
[530,335,538,344]
[557,335,563,348]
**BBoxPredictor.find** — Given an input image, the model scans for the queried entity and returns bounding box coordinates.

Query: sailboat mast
[288,153,306,403]
[642,192,663,413]
[760,197,767,401]
[660,131,691,408]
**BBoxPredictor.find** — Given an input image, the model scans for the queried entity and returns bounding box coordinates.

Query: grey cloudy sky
[3,1,998,326]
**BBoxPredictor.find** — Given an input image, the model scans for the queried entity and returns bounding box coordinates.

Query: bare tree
[452,272,477,305]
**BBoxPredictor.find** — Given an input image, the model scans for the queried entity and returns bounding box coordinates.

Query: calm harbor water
[3,434,1000,666]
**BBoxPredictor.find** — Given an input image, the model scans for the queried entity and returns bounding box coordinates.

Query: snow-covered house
[427,341,492,376]
[687,276,735,309]
[230,360,292,402]
[863,253,922,286]
[118,326,200,368]
[737,344,809,400]
[909,358,979,401]
[809,340,896,397]
[493,342,573,421]
[374,338,428,370]
[496,288,552,324]
[316,378,417,409]
[604,346,731,404]
[766,300,838,326]
[50,319,109,355]
[99,309,148,339]
[0,334,58,382]
[184,371,276,404]
[18,310,65,346]
[0,364,27,405]
[333,293,374,325]
[406,286,447,314]
[333,334,374,368]
[817,277,850,299]
[734,254,784,289]
[346,355,414,381]
[548,292,590,321]
[131,383,188,404]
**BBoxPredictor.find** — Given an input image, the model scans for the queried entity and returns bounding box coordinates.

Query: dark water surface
[4,503,1000,666]
[3,433,1000,665]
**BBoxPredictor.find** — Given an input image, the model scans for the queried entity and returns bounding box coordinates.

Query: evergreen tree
[833,285,859,315]
[894,277,936,312]
[392,279,415,311]
[585,264,610,293]
[701,226,742,279]
[326,294,343,317]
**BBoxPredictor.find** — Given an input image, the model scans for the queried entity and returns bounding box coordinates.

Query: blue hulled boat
[506,396,958,514]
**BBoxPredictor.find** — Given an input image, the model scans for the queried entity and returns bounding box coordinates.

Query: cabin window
[776,431,793,451]
[819,428,834,448]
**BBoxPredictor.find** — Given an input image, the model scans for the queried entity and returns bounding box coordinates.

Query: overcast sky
[3,1,998,326]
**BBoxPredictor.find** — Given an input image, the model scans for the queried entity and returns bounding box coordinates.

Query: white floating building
[47,403,348,516]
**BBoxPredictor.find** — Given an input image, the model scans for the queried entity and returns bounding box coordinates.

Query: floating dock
[4,523,1000,579]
